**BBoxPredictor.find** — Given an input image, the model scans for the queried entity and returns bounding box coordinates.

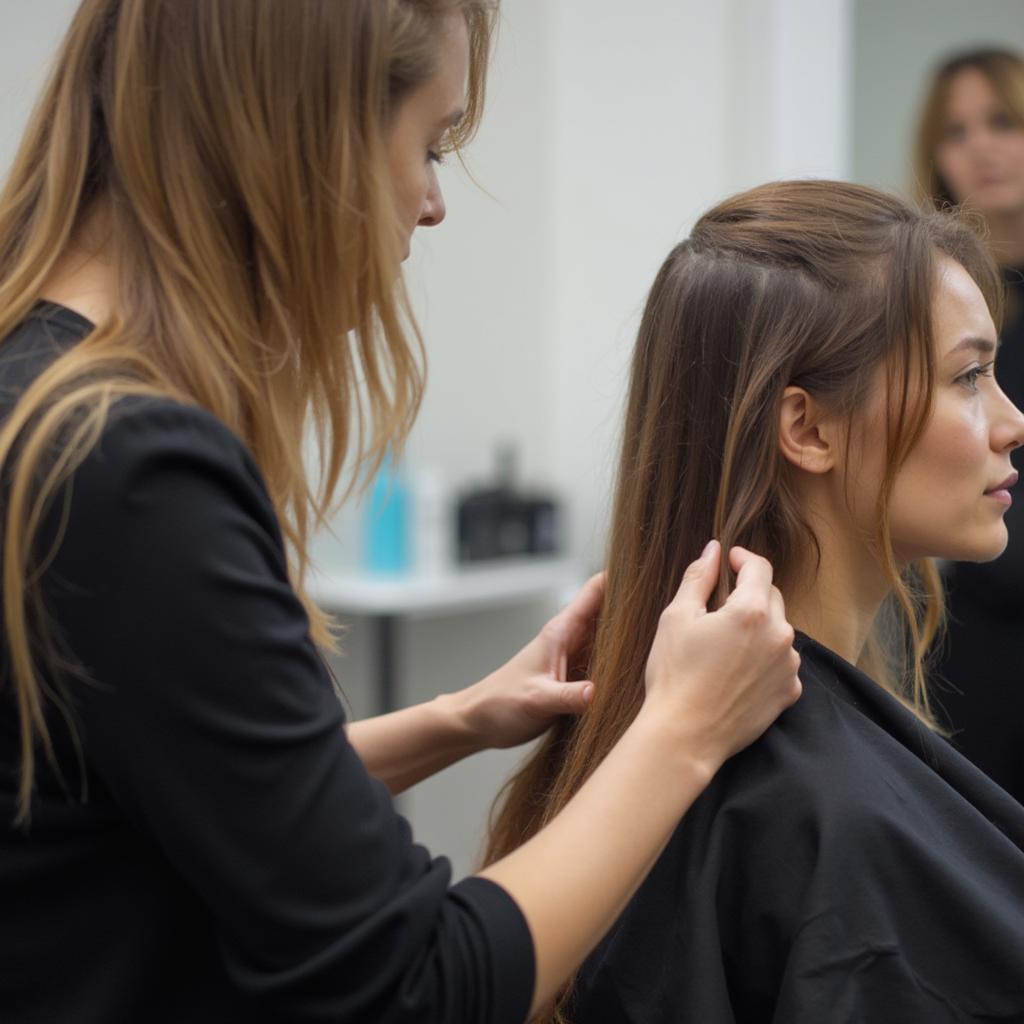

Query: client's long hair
[484,180,1002,1024]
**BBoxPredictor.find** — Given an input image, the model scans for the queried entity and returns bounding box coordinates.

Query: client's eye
[955,362,995,393]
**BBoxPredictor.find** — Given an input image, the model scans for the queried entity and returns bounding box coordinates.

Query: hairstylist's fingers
[544,572,606,642]
[769,585,800,684]
[785,663,803,705]
[724,546,774,606]
[538,572,606,679]
[671,540,721,615]
[550,679,596,715]
[567,572,607,617]
[727,545,774,584]
[761,583,800,703]
[521,676,596,719]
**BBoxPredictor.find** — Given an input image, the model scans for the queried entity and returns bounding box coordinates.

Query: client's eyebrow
[948,336,999,357]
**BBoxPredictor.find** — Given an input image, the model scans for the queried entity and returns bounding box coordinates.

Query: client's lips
[986,471,1019,494]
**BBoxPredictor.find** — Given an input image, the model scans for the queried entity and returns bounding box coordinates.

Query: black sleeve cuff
[449,876,536,1024]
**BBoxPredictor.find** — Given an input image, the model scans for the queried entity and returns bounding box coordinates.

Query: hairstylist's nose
[419,170,446,228]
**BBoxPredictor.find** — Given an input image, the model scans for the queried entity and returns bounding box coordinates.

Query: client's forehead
[933,257,997,355]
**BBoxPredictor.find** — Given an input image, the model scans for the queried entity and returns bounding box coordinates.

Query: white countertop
[309,557,585,618]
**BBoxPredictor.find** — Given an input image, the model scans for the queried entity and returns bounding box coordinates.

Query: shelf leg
[377,613,398,716]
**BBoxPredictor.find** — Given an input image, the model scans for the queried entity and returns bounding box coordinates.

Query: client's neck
[782,513,890,668]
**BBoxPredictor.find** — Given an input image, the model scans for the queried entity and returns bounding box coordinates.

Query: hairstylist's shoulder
[99,395,263,478]
[86,395,269,501]
[58,394,283,564]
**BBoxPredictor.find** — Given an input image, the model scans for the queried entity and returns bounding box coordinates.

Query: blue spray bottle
[364,450,410,574]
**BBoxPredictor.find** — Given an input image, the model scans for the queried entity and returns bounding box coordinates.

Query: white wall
[0,1,80,177]
[541,0,852,567]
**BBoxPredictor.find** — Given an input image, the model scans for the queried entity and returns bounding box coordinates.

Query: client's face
[854,257,1024,564]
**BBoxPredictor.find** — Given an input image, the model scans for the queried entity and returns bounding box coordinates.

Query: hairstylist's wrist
[630,699,723,790]
[432,687,490,756]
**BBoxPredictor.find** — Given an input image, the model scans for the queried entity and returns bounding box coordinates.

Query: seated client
[486,181,1024,1023]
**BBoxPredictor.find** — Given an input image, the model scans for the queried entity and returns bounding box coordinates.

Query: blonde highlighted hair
[1,0,497,825]
[485,181,1002,1023]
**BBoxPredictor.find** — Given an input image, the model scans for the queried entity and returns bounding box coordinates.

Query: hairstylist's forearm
[477,708,716,1016]
[344,691,483,794]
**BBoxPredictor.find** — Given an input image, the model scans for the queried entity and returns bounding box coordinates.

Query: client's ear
[778,386,835,474]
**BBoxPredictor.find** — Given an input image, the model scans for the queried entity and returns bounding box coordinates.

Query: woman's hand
[346,575,606,792]
[449,572,606,750]
[641,540,802,777]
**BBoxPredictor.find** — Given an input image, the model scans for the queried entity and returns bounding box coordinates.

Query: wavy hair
[484,180,1003,1023]
[0,0,497,826]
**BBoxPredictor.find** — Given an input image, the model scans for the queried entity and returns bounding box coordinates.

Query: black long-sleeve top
[574,633,1024,1023]
[0,303,535,1023]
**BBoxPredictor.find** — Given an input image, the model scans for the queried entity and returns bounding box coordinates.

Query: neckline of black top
[28,299,96,334]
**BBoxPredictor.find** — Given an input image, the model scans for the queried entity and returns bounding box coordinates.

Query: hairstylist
[0,3,801,1022]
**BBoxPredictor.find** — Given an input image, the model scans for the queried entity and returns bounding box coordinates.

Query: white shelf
[309,557,585,619]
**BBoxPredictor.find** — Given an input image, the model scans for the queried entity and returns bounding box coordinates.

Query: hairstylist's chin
[395,227,413,264]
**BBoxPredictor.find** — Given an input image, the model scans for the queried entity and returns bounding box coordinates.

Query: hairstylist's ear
[778,386,835,474]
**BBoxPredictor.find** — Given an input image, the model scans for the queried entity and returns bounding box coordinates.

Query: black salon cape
[0,304,534,1023]
[574,633,1024,1023]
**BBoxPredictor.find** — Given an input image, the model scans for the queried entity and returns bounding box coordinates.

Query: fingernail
[702,539,717,561]
[582,683,595,705]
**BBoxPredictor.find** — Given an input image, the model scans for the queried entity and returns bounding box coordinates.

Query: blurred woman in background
[914,47,1024,803]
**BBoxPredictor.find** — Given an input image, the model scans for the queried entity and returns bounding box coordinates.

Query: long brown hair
[485,180,1003,1023]
[913,47,1024,210]
[0,0,497,826]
